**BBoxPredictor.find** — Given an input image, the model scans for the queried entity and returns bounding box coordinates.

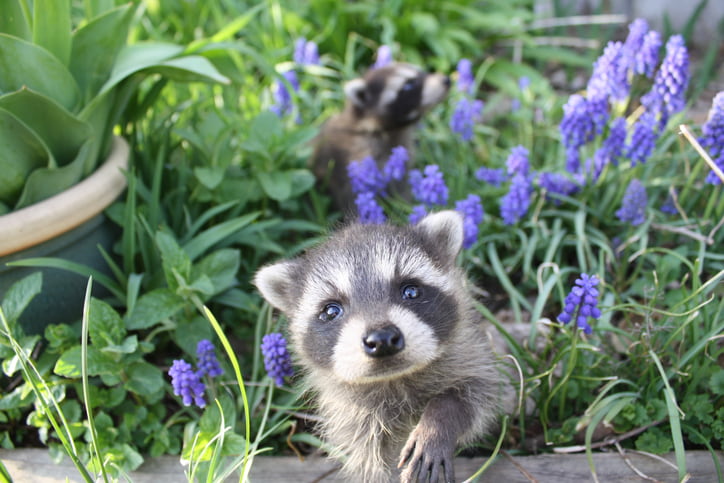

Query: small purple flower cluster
[270,70,300,118]
[499,146,534,225]
[372,45,393,69]
[699,92,724,185]
[261,332,294,387]
[450,98,484,141]
[347,146,411,224]
[455,194,484,249]
[409,165,449,206]
[450,59,484,141]
[559,19,689,177]
[271,38,320,118]
[197,339,224,377]
[558,273,602,335]
[615,179,648,226]
[168,339,224,408]
[293,37,320,66]
[475,167,506,187]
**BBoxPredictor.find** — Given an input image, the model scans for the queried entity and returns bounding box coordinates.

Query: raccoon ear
[254,261,301,314]
[344,78,368,107]
[416,210,464,261]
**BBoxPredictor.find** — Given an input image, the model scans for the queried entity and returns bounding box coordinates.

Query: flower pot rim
[0,136,129,257]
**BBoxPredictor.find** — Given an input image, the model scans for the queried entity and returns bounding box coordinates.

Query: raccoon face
[343,63,450,130]
[255,211,465,384]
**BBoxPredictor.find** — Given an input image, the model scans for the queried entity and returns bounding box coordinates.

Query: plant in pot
[0,0,229,333]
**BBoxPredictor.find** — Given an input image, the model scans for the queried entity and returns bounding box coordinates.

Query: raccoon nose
[443,75,451,88]
[363,325,405,358]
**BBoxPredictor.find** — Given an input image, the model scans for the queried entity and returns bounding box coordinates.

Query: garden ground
[2,448,721,482]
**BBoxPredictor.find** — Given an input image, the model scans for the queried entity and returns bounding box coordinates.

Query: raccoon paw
[398,427,456,483]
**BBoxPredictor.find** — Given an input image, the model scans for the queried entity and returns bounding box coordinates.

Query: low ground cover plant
[1,1,722,482]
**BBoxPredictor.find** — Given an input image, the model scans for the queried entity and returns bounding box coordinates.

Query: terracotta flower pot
[0,136,129,334]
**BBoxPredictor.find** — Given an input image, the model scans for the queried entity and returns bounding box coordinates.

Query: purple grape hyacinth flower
[538,172,580,203]
[348,156,387,195]
[700,91,724,185]
[637,31,662,78]
[616,179,648,226]
[456,58,475,95]
[408,204,428,225]
[270,70,299,117]
[261,333,294,387]
[455,194,484,249]
[500,174,532,225]
[622,19,649,66]
[587,41,629,103]
[626,111,658,166]
[383,146,409,182]
[409,165,449,206]
[169,360,206,407]
[196,339,223,378]
[505,145,530,177]
[642,34,689,126]
[475,167,507,187]
[560,94,605,172]
[293,37,320,66]
[558,273,601,335]
[355,192,387,224]
[373,45,393,69]
[450,97,484,141]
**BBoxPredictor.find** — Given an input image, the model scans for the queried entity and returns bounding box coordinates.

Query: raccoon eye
[401,284,420,300]
[401,79,417,92]
[319,302,344,322]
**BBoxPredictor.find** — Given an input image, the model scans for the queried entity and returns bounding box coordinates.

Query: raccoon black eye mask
[255,211,500,483]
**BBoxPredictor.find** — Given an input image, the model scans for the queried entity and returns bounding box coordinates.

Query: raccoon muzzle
[363,324,405,358]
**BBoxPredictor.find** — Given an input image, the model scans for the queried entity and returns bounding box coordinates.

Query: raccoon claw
[398,433,455,483]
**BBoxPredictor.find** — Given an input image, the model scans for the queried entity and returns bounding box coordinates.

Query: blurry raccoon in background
[255,211,500,483]
[311,62,450,212]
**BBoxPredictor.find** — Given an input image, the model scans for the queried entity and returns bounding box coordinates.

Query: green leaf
[194,166,225,189]
[288,169,316,198]
[100,335,138,356]
[183,212,260,261]
[0,33,80,111]
[256,171,292,201]
[156,231,192,290]
[257,170,307,201]
[126,288,185,330]
[88,298,125,348]
[54,345,117,377]
[13,139,92,209]
[149,55,230,85]
[0,88,92,164]
[124,361,164,399]
[70,4,134,102]
[192,249,240,295]
[1,272,42,324]
[0,0,31,40]
[33,0,72,66]
[98,42,186,95]
[711,369,724,396]
[0,107,50,205]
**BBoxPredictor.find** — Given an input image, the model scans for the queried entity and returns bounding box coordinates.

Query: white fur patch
[421,73,449,108]
[332,306,439,383]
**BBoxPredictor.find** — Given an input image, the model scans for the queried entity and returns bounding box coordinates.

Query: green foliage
[0,0,228,211]
[1,1,722,481]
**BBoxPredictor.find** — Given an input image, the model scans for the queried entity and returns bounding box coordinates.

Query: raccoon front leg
[398,390,469,483]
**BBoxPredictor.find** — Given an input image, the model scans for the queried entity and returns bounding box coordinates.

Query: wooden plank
[1,448,721,482]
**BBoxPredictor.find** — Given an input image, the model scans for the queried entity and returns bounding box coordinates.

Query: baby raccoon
[311,62,450,211]
[255,211,499,482]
